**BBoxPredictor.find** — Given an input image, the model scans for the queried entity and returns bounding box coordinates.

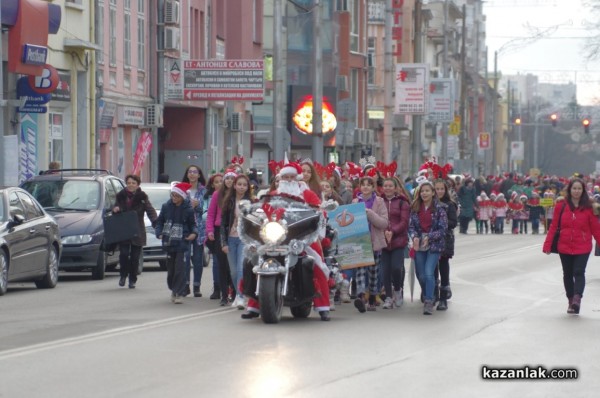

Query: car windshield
[22,180,101,210]
[143,187,172,210]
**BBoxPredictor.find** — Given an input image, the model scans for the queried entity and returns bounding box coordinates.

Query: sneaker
[230,296,239,308]
[183,285,191,297]
[128,282,136,289]
[170,293,176,303]
[394,290,403,308]
[173,296,183,304]
[382,297,394,309]
[366,303,377,311]
[436,299,448,311]
[423,300,433,315]
[237,295,246,310]
[118,276,126,287]
[354,295,366,313]
[340,280,351,303]
[193,286,202,297]
[443,286,452,300]
[209,290,220,300]
[219,298,228,306]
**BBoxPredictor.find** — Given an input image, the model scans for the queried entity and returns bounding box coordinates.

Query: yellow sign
[529,168,541,177]
[540,198,554,207]
[449,122,460,136]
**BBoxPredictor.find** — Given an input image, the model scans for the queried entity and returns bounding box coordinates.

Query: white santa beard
[277,180,304,197]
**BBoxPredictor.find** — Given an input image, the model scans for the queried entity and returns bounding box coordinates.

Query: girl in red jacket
[543,178,600,314]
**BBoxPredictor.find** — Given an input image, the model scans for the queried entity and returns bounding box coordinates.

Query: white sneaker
[236,295,245,310]
[340,280,351,303]
[382,297,394,309]
[173,296,183,304]
[394,290,404,308]
[231,296,239,308]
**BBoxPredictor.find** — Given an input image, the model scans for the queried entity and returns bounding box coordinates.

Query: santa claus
[241,159,332,321]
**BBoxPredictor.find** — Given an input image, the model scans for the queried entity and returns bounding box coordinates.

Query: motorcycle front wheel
[259,276,284,324]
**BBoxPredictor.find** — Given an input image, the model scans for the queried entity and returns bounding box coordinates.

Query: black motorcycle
[239,195,336,323]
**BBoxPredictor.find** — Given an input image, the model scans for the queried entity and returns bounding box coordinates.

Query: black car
[0,187,62,295]
[21,169,141,280]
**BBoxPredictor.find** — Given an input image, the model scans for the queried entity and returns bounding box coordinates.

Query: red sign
[27,64,60,94]
[132,132,153,175]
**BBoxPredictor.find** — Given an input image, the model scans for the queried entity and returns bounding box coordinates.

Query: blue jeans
[184,241,204,287]
[227,236,245,294]
[414,250,441,302]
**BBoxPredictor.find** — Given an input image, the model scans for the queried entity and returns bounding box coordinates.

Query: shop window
[48,113,64,167]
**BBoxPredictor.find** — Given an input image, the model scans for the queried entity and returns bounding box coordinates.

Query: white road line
[0,307,235,361]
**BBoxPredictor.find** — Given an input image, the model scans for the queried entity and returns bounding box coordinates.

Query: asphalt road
[1,232,599,398]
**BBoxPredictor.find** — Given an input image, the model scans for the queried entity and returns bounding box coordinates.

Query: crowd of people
[112,156,600,318]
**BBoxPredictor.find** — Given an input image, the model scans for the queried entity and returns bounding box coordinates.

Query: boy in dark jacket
[155,182,198,303]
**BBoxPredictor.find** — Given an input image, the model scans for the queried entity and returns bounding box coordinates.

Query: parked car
[21,169,143,280]
[140,183,171,271]
[0,186,62,295]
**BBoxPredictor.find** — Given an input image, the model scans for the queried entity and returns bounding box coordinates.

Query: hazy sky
[484,0,600,105]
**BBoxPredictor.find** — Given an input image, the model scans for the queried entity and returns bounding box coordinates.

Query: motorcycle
[239,194,337,324]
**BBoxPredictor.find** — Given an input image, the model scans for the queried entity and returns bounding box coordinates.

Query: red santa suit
[245,167,331,318]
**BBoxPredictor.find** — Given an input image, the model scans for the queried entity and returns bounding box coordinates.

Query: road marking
[0,307,236,361]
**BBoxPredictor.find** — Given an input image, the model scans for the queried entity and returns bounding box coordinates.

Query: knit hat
[171,182,192,198]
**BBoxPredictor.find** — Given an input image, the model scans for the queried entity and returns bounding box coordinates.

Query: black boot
[193,285,202,297]
[183,285,191,297]
[209,284,220,300]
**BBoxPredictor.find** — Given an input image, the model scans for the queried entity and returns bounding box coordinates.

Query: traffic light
[514,117,522,125]
[583,118,591,134]
[550,113,558,127]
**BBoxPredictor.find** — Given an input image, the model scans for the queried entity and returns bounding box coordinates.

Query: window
[137,14,145,70]
[367,37,376,85]
[124,11,131,66]
[9,192,25,219]
[138,0,144,13]
[17,192,44,220]
[349,0,359,52]
[97,1,104,64]
[104,180,118,210]
[48,113,64,166]
[109,4,117,65]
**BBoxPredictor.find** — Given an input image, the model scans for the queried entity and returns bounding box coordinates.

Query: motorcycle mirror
[320,199,339,212]
[239,199,252,214]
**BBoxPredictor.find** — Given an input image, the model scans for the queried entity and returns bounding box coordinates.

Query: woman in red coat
[543,178,600,314]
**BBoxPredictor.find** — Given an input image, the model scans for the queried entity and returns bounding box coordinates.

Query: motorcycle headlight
[61,234,93,245]
[260,221,287,245]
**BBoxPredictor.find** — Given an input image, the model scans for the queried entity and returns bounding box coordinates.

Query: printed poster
[327,203,375,269]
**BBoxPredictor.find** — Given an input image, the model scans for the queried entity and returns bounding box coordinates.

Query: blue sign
[17,106,48,114]
[22,44,48,66]
[16,77,52,104]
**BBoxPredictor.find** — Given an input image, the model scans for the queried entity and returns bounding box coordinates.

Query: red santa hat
[171,182,192,198]
[278,153,303,179]
[520,194,528,201]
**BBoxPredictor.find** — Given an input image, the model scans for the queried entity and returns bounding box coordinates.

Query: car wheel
[0,250,8,296]
[35,246,59,289]
[137,251,144,275]
[159,260,167,271]
[92,250,107,280]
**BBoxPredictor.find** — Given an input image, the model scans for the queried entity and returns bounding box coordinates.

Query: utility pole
[491,50,498,174]
[273,0,285,162]
[471,0,480,177]
[412,0,423,173]
[154,0,165,182]
[311,0,324,164]
[440,0,449,165]
[383,0,393,164]
[459,4,466,162]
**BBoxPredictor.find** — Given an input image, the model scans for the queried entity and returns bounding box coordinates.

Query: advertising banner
[426,78,455,122]
[288,85,337,148]
[510,141,524,161]
[326,203,375,270]
[132,131,152,175]
[395,63,429,115]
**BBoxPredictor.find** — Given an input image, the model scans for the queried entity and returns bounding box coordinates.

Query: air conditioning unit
[164,0,180,24]
[337,75,348,91]
[230,112,242,132]
[146,104,164,127]
[164,27,180,51]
